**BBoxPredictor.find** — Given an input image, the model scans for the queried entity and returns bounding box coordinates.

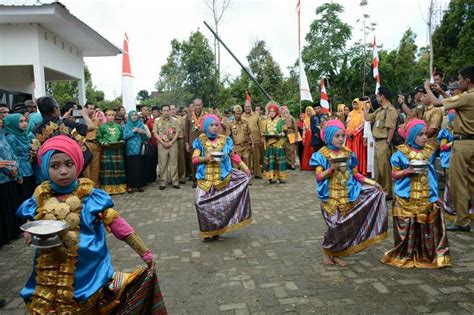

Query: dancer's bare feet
[323,253,335,265]
[213,235,224,241]
[333,256,348,267]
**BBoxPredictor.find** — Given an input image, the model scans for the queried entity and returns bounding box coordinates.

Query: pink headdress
[320,119,346,143]
[397,119,426,140]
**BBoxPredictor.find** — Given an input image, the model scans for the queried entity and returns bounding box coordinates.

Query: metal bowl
[329,157,348,167]
[409,160,429,169]
[21,220,69,249]
[211,151,225,162]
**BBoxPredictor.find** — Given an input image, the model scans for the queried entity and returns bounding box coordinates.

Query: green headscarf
[126,110,144,129]
[4,113,30,146]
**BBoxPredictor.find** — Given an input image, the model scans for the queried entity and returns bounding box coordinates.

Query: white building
[0,2,121,107]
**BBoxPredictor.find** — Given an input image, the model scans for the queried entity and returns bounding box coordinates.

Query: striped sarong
[99,268,167,315]
[100,145,126,195]
[321,184,388,257]
[194,169,252,238]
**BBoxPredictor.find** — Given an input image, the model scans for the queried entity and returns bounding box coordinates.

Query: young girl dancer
[310,119,388,266]
[382,119,451,268]
[17,135,166,314]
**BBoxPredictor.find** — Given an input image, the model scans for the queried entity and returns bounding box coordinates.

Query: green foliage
[432,0,474,78]
[155,32,218,108]
[137,89,150,101]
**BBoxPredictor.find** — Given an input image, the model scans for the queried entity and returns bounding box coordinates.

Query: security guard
[363,86,398,199]
[424,65,474,232]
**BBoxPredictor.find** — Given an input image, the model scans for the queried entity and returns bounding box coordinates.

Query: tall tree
[245,40,284,106]
[432,0,474,77]
[302,2,352,106]
[155,31,218,107]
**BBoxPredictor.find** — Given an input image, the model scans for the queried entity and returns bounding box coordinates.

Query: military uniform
[84,117,101,186]
[229,119,252,169]
[242,112,262,177]
[283,115,298,169]
[185,111,205,183]
[154,116,179,187]
[175,115,186,183]
[423,104,444,150]
[368,104,398,199]
[442,88,474,227]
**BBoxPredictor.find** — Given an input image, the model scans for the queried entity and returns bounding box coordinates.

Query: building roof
[0,2,121,57]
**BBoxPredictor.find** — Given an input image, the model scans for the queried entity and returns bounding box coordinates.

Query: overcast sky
[16,0,449,100]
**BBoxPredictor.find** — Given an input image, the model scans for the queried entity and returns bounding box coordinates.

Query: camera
[72,109,82,117]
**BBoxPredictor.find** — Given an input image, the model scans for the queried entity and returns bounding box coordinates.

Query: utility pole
[428,0,434,80]
[360,0,368,96]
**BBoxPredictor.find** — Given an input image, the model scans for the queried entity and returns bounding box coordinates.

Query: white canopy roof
[0,2,121,57]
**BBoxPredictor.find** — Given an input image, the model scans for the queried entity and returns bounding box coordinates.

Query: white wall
[36,24,84,80]
[0,24,85,102]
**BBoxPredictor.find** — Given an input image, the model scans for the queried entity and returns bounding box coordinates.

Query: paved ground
[0,169,473,314]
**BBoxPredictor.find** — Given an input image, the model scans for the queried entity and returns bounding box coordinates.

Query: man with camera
[32,97,96,177]
[424,65,474,233]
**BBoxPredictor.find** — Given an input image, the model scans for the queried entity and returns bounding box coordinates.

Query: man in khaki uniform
[242,101,262,178]
[422,93,444,150]
[229,105,253,169]
[280,106,298,170]
[185,98,206,188]
[83,102,101,186]
[425,65,474,232]
[154,104,180,190]
[171,104,186,184]
[363,86,398,199]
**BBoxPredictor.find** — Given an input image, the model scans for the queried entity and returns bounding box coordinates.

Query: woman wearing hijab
[301,106,315,171]
[3,113,36,201]
[192,114,251,241]
[345,98,367,175]
[261,104,288,183]
[123,110,151,193]
[96,109,127,195]
[382,119,451,268]
[310,119,388,267]
[0,133,21,247]
[17,135,166,314]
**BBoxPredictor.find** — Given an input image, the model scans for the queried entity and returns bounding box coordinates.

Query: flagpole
[298,0,301,114]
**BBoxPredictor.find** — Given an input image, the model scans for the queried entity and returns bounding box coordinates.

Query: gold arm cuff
[101,208,120,226]
[239,161,249,173]
[192,149,201,158]
[124,233,149,257]
[363,178,376,186]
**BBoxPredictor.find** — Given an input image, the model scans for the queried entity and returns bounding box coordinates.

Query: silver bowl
[210,151,225,162]
[21,220,69,249]
[329,157,348,168]
[409,160,429,174]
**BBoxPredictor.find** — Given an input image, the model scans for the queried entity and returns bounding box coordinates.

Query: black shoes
[192,182,197,188]
[446,225,471,232]
[159,186,166,190]
[0,298,6,308]
[173,185,181,189]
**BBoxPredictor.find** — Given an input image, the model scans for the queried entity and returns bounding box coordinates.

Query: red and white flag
[320,78,329,114]
[372,35,380,94]
[122,33,135,112]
